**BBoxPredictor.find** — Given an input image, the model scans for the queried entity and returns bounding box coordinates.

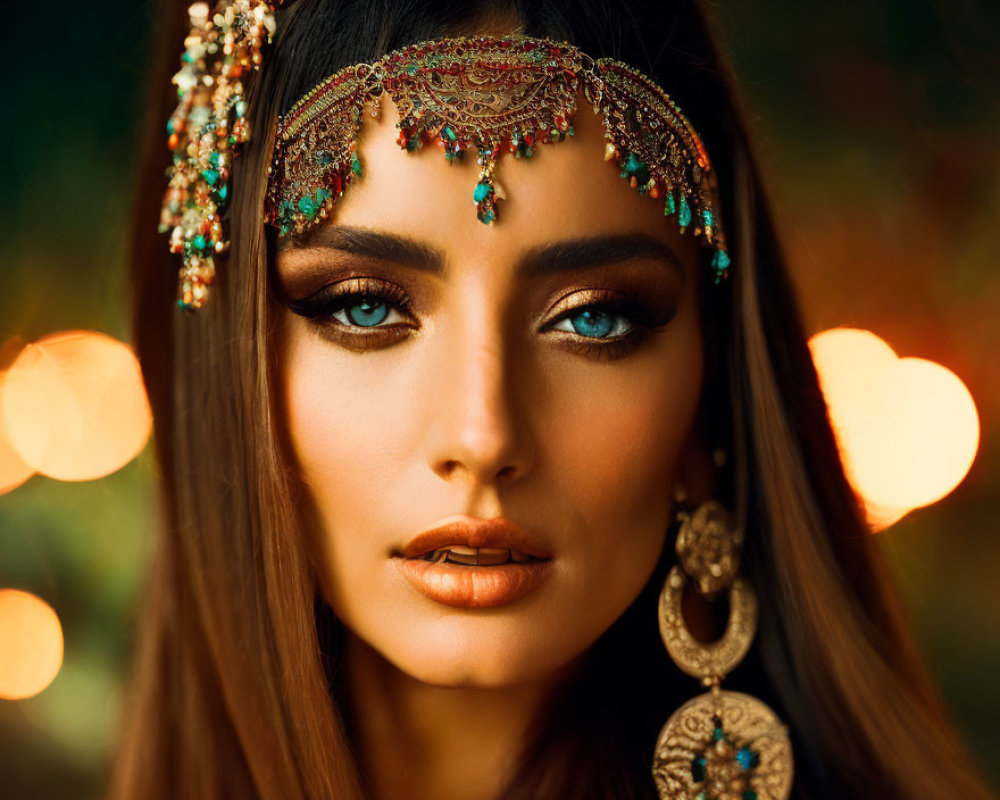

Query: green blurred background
[0,0,997,796]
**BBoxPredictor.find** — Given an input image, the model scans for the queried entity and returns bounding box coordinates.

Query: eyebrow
[280,225,685,280]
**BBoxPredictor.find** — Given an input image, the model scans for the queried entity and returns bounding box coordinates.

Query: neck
[343,633,572,800]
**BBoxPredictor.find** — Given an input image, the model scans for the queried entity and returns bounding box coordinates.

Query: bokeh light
[1,331,152,482]
[0,589,64,701]
[809,327,980,530]
[0,372,35,495]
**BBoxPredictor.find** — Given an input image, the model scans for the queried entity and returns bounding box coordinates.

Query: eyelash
[286,278,671,361]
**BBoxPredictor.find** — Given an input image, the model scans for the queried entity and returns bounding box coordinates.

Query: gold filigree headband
[266,35,730,279]
[161,2,730,311]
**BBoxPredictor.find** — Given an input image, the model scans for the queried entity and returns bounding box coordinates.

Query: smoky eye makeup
[281,262,681,361]
[284,275,418,352]
[539,285,679,362]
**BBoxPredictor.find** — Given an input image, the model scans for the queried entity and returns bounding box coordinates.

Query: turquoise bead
[298,196,317,217]
[711,249,731,274]
[473,182,492,203]
[678,196,692,228]
[620,151,650,184]
[624,152,644,173]
[690,755,706,782]
[736,746,759,770]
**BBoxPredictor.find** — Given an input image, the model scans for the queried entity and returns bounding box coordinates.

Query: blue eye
[286,278,412,330]
[338,298,393,327]
[552,306,634,339]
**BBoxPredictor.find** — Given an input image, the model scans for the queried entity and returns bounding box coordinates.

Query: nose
[422,299,534,486]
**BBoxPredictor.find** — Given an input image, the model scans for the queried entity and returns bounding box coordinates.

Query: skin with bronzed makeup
[275,94,713,800]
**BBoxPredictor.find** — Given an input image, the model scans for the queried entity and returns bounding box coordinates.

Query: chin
[374,615,585,689]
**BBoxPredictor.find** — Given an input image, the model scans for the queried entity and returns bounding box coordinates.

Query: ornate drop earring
[652,489,794,800]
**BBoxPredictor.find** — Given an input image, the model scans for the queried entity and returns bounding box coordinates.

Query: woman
[110,0,995,797]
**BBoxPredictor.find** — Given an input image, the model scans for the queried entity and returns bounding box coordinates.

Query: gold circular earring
[652,491,794,800]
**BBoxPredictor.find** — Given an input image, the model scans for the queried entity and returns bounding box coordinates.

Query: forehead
[292,92,702,279]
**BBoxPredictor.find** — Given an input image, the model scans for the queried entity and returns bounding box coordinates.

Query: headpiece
[161,2,731,312]
[159,0,283,311]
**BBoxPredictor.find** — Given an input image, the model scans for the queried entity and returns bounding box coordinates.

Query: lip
[399,516,554,560]
[393,516,554,609]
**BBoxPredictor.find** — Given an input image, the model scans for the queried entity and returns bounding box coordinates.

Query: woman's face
[275,94,706,688]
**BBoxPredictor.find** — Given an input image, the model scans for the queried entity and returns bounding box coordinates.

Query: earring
[652,495,794,800]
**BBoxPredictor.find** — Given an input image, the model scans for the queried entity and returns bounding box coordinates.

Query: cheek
[279,326,413,570]
[539,310,703,591]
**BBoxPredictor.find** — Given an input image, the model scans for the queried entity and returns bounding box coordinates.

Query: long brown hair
[110,0,995,797]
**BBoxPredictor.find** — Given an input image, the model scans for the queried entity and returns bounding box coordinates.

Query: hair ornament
[159,0,287,311]
[163,18,731,311]
[266,35,731,283]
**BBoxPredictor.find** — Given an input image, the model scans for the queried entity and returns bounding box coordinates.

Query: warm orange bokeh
[0,373,34,495]
[809,327,980,530]
[1,331,152,482]
[0,589,64,701]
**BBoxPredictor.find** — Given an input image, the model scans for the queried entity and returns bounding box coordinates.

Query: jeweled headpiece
[159,0,283,311]
[162,4,731,311]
